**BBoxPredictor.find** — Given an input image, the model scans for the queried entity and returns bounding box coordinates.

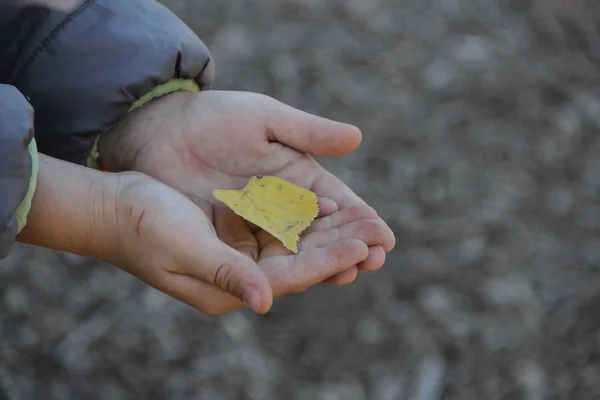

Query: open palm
[99,90,395,313]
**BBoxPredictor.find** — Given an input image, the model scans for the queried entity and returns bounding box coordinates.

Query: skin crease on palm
[98,90,396,315]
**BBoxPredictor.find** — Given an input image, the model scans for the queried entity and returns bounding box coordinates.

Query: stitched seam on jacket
[198,58,211,85]
[196,56,215,90]
[12,0,97,83]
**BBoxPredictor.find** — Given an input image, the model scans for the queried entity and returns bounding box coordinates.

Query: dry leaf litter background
[2,0,600,399]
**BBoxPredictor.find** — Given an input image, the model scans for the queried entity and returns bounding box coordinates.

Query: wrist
[96,87,198,172]
[95,114,144,173]
[89,170,122,263]
[17,154,120,263]
[95,97,167,173]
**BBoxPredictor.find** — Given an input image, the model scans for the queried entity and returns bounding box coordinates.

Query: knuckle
[348,204,367,218]
[363,205,378,218]
[333,227,342,241]
[213,262,237,295]
[367,219,386,237]
[233,242,259,261]
[330,243,348,262]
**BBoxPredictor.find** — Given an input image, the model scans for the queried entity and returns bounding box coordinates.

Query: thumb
[265,97,363,156]
[181,236,273,314]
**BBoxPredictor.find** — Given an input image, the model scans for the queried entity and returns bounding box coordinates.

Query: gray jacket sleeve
[0,0,215,259]
[0,84,35,259]
[2,0,214,165]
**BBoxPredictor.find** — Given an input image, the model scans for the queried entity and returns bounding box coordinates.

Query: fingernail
[243,288,262,313]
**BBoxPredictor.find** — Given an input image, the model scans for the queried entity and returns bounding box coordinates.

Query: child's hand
[97,90,395,299]
[110,171,377,315]
[15,155,273,314]
[107,171,274,314]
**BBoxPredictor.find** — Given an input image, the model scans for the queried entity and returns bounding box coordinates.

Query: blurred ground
[2,0,600,399]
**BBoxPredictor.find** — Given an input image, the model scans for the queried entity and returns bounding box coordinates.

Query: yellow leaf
[213,176,319,253]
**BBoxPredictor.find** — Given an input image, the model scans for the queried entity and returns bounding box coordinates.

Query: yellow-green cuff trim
[15,137,39,233]
[86,78,201,169]
[128,78,200,113]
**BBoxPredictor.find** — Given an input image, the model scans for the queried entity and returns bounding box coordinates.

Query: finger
[303,214,391,287]
[256,229,281,252]
[177,235,273,314]
[274,156,393,249]
[299,218,394,252]
[304,204,379,234]
[265,98,362,156]
[322,266,359,285]
[256,210,393,257]
[309,169,396,252]
[318,197,338,217]
[325,245,386,284]
[214,206,259,261]
[310,167,369,211]
[262,238,369,296]
[357,245,387,271]
[161,271,249,315]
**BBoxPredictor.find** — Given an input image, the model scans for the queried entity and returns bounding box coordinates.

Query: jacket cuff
[86,78,200,169]
[15,138,39,233]
[7,0,214,166]
[0,83,35,258]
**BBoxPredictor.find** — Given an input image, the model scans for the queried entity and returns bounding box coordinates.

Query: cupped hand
[98,90,395,312]
[112,171,380,315]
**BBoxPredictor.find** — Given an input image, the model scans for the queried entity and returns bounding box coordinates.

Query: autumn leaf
[213,176,319,253]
